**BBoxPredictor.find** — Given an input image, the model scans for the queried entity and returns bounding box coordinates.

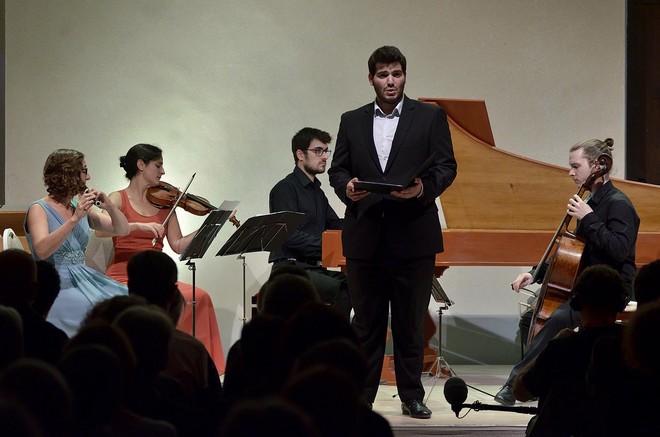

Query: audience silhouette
[223,267,319,408]
[585,259,660,437]
[33,260,61,319]
[513,265,628,437]
[0,305,24,369]
[0,247,404,435]
[0,249,67,364]
[219,396,319,437]
[127,250,222,400]
[0,358,74,437]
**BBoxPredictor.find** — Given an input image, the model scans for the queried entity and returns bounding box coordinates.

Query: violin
[146,181,240,227]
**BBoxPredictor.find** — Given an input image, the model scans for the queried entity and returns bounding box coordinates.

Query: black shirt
[268,166,342,263]
[533,181,639,297]
[575,181,639,297]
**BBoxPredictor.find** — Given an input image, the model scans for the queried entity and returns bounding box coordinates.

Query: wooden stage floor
[376,365,536,437]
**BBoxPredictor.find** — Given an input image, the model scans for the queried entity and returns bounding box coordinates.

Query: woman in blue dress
[25,149,130,336]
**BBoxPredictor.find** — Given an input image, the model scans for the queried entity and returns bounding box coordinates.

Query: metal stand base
[186,260,197,338]
[426,304,454,378]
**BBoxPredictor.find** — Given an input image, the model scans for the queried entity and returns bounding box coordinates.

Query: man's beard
[304,162,325,176]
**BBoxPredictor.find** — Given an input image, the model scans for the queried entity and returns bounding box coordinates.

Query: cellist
[494,138,640,406]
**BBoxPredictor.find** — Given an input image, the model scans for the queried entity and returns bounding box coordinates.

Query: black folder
[353,152,437,193]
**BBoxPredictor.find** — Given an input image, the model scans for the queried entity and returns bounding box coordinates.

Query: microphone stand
[454,401,538,416]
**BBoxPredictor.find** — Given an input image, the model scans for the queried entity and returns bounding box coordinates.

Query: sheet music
[179,200,241,262]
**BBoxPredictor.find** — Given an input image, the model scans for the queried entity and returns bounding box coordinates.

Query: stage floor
[376,365,536,437]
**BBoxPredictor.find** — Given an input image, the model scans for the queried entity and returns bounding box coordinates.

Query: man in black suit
[328,46,457,418]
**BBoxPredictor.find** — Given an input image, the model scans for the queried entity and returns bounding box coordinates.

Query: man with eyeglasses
[328,46,457,418]
[268,127,351,320]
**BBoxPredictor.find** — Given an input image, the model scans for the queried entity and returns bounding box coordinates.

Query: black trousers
[347,255,435,403]
[506,300,581,386]
[272,261,352,320]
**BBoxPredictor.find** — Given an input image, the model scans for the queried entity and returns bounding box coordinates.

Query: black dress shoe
[401,399,432,419]
[494,384,515,406]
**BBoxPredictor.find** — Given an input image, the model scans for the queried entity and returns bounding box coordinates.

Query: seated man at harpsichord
[268,127,352,320]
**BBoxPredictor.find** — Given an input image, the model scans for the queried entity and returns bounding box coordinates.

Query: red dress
[105,190,225,373]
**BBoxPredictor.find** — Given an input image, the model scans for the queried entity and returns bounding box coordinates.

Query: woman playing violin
[99,143,226,372]
[494,138,640,407]
[25,149,130,337]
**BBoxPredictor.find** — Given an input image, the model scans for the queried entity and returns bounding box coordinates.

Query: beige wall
[5,0,626,358]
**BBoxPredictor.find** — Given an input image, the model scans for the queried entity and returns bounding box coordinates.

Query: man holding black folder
[328,46,457,418]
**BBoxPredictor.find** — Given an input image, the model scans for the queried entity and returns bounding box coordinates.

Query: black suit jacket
[328,96,457,260]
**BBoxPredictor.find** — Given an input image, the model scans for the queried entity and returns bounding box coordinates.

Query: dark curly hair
[43,149,87,199]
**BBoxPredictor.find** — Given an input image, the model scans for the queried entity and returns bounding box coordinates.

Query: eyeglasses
[81,167,89,175]
[305,147,332,157]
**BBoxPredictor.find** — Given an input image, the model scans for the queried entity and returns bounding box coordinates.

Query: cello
[527,153,613,344]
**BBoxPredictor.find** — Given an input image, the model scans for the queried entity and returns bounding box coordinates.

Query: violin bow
[152,173,196,246]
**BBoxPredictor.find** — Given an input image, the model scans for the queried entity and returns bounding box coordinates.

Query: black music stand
[180,203,238,337]
[216,211,306,325]
[428,276,455,378]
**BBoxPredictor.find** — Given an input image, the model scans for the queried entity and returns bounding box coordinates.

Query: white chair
[85,230,115,273]
[2,228,25,251]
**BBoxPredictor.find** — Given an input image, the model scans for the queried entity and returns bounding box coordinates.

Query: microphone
[443,376,468,417]
[444,377,538,417]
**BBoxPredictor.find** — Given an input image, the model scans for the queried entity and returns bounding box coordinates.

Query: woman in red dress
[100,143,225,373]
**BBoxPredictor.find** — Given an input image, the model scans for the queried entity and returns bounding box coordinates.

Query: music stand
[428,276,455,378]
[216,211,306,324]
[180,201,239,337]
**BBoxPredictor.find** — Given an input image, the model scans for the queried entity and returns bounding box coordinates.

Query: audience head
[569,264,627,316]
[59,344,124,430]
[282,366,361,437]
[260,273,320,319]
[634,259,660,308]
[0,249,37,307]
[127,250,179,311]
[624,300,660,380]
[66,323,137,391]
[276,302,358,384]
[119,143,163,180]
[167,288,185,324]
[269,263,311,281]
[235,314,287,398]
[279,302,358,354]
[0,358,73,437]
[293,337,368,390]
[257,264,312,312]
[0,305,24,369]
[0,398,43,437]
[113,305,173,376]
[32,260,61,318]
[220,396,319,437]
[80,294,148,329]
